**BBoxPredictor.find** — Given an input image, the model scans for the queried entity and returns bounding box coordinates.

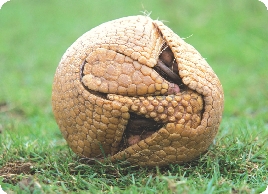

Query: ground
[0,0,267,193]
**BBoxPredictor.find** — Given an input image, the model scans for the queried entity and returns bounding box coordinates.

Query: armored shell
[52,15,224,166]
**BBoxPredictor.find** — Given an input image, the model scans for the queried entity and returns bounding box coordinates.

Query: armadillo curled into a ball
[52,15,224,166]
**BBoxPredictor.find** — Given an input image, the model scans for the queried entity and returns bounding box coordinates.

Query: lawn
[0,0,267,193]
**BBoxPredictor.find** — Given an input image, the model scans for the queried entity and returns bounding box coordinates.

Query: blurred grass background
[0,0,267,193]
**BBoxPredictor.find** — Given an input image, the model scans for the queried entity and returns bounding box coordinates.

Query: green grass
[0,0,267,193]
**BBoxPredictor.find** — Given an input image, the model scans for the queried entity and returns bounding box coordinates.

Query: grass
[0,0,267,193]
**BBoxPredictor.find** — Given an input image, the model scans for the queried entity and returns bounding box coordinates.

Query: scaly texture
[52,15,224,166]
